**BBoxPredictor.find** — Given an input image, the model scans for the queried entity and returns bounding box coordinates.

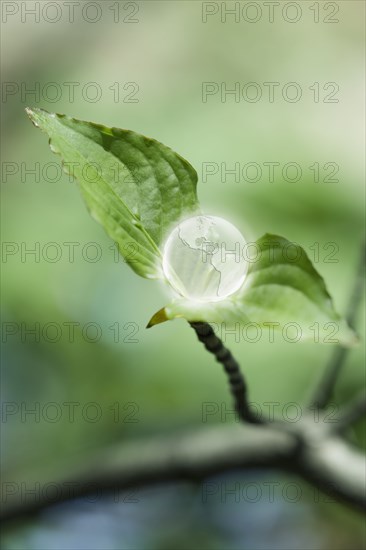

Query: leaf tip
[25,106,38,125]
[25,105,42,116]
[25,106,50,128]
[146,307,169,329]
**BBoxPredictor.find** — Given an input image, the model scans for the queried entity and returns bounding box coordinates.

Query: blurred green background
[1,1,365,549]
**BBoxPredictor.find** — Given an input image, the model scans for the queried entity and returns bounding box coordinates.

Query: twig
[189,322,262,424]
[331,389,366,434]
[309,242,365,409]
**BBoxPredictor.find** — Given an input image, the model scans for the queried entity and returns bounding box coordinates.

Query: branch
[2,252,364,523]
[309,242,365,409]
[1,421,365,522]
[190,322,262,424]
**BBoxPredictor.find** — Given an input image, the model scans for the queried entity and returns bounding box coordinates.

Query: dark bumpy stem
[189,322,262,424]
[309,242,365,410]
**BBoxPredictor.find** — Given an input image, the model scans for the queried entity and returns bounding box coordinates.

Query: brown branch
[1,421,365,523]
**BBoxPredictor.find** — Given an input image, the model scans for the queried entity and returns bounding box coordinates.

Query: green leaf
[26,108,200,279]
[150,234,357,347]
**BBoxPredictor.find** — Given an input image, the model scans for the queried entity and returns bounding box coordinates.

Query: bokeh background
[1,1,365,548]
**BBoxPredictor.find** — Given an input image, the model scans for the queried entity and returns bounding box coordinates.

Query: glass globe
[162,215,249,302]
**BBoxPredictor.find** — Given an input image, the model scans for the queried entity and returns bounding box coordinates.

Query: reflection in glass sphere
[162,215,249,302]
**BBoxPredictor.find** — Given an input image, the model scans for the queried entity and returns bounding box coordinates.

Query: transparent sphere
[162,215,249,302]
